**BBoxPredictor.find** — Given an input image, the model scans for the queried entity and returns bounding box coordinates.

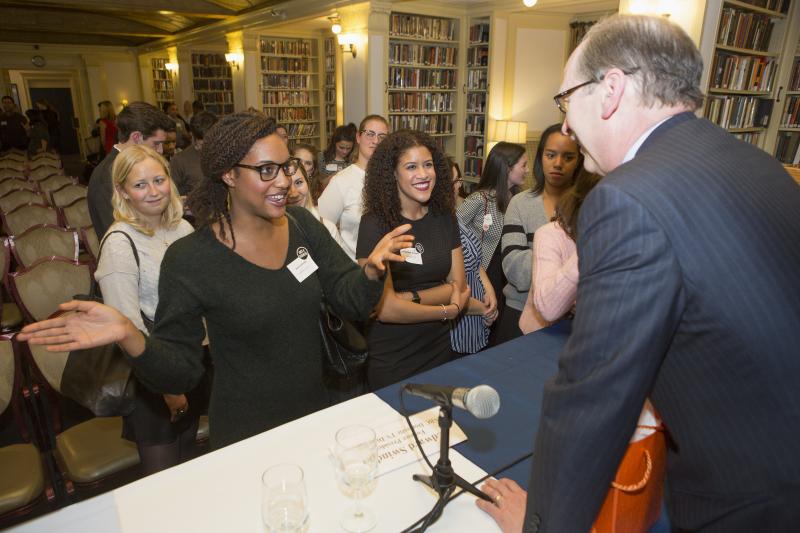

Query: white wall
[511,28,567,131]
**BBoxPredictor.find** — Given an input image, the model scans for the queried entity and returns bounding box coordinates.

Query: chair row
[0,164,63,181]
[0,181,86,212]
[0,198,91,237]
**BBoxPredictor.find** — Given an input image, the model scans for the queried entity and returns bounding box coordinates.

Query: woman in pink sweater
[519,170,601,333]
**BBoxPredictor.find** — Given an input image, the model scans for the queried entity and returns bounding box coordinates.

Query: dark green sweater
[130,207,382,449]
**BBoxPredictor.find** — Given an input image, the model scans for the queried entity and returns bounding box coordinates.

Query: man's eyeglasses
[360,130,387,142]
[554,68,640,114]
[553,79,598,114]
[233,157,301,181]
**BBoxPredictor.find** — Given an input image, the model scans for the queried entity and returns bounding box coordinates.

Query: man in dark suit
[478,15,800,533]
[87,101,172,239]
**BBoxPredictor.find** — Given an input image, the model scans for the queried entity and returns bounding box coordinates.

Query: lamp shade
[488,120,528,144]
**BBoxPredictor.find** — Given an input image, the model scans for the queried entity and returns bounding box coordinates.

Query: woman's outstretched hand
[363,223,414,281]
[17,300,140,353]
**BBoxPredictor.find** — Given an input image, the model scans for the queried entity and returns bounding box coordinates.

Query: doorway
[28,87,80,155]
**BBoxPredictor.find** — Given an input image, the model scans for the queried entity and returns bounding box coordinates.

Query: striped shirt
[450,221,490,354]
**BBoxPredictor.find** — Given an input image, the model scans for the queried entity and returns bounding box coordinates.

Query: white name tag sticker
[325,163,339,171]
[400,247,423,265]
[482,213,493,231]
[287,247,318,282]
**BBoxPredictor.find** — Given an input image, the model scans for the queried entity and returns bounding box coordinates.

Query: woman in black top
[356,130,470,390]
[19,112,413,450]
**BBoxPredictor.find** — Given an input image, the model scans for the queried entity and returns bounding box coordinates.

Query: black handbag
[286,213,369,379]
[60,230,142,417]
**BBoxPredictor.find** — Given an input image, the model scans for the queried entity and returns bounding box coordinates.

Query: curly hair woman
[19,112,413,450]
[356,129,470,390]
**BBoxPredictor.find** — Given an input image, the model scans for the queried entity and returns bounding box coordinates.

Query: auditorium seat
[8,225,81,268]
[59,198,91,230]
[8,257,92,323]
[2,204,58,237]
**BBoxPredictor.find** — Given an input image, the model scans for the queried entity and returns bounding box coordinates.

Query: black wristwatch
[411,290,421,304]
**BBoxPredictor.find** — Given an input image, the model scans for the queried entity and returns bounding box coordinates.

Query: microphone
[403,383,500,419]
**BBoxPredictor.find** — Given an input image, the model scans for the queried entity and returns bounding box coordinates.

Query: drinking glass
[261,463,308,532]
[333,424,378,532]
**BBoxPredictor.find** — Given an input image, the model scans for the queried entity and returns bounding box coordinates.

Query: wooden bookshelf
[191,52,234,116]
[388,12,459,153]
[324,36,337,146]
[463,17,490,182]
[260,37,320,144]
[775,46,800,162]
[702,0,792,147]
[151,58,174,110]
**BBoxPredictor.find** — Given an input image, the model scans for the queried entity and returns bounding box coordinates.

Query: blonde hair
[111,145,183,236]
[98,101,116,121]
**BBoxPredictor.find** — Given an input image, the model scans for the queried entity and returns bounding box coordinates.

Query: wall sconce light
[522,0,538,6]
[328,14,342,35]
[165,62,178,75]
[225,52,243,71]
[628,0,672,17]
[121,99,129,107]
[337,33,357,58]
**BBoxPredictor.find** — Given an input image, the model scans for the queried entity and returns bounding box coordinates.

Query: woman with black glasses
[19,112,412,450]
[318,114,390,260]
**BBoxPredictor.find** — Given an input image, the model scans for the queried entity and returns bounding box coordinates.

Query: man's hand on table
[476,478,527,533]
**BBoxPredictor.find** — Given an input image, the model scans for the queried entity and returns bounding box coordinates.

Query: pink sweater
[519,221,579,334]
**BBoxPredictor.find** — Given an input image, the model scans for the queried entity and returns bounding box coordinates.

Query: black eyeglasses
[233,158,301,181]
[554,68,640,114]
[553,80,598,114]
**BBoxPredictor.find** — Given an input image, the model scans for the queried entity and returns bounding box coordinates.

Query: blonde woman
[95,144,201,474]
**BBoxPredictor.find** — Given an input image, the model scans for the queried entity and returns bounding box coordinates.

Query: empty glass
[333,425,379,533]
[261,463,308,532]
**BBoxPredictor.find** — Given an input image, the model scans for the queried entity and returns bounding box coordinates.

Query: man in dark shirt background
[0,95,28,150]
[170,110,217,197]
[87,101,172,239]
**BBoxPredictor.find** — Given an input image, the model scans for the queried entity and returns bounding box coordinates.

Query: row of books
[390,14,457,41]
[152,70,172,81]
[191,54,227,67]
[463,157,483,178]
[325,88,335,103]
[325,73,335,86]
[715,8,774,52]
[465,115,486,134]
[260,39,314,56]
[466,93,487,113]
[153,90,174,101]
[780,95,800,128]
[262,106,317,122]
[464,135,485,158]
[388,114,454,134]
[153,80,173,91]
[388,92,454,113]
[789,58,800,91]
[388,67,457,89]
[326,104,336,117]
[324,38,336,55]
[388,43,457,66]
[192,67,232,80]
[704,95,772,128]
[467,47,489,68]
[193,79,233,91]
[285,123,318,137]
[775,131,800,164]
[710,52,776,91]
[262,74,314,89]
[260,57,313,73]
[325,56,335,71]
[151,58,170,69]
[466,69,488,91]
[196,92,233,104]
[262,92,316,105]
[203,103,234,116]
[469,23,490,44]
[732,131,761,145]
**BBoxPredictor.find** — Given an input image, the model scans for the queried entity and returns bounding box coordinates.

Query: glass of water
[333,425,378,533]
[261,463,308,532]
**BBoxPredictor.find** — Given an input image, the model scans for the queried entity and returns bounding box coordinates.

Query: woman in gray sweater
[20,113,413,450]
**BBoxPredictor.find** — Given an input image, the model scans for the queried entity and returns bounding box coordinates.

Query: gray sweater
[501,190,548,311]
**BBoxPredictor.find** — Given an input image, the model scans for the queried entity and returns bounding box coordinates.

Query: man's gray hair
[578,15,704,110]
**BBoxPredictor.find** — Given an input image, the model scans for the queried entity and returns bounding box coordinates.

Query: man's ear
[599,68,628,120]
[129,131,143,144]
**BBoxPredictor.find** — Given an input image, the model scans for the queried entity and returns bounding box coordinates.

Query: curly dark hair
[188,111,277,248]
[363,129,454,230]
[532,123,583,195]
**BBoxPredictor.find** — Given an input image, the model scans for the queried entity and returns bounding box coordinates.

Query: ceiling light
[332,23,342,34]
[523,0,538,6]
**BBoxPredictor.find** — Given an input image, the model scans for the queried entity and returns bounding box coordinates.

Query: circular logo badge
[296,247,309,260]
[415,242,424,254]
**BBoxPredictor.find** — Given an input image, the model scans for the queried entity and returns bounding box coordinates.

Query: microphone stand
[411,404,493,528]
